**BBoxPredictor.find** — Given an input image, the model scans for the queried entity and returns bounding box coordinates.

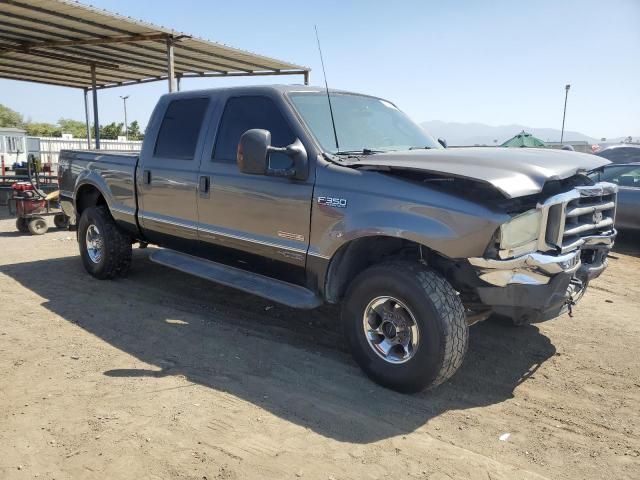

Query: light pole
[560,84,570,144]
[120,95,129,140]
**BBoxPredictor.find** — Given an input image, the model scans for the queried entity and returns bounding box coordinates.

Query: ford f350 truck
[58,85,617,392]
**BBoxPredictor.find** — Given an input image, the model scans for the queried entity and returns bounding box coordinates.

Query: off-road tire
[342,261,468,393]
[16,217,29,233]
[78,206,132,279]
[28,217,48,235]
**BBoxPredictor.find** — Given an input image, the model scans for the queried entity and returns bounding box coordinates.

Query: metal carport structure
[0,0,310,149]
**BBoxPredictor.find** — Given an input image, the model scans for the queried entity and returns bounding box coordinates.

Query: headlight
[499,209,542,257]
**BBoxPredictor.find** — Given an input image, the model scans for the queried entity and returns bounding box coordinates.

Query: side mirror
[437,137,448,148]
[237,129,308,180]
[237,129,270,175]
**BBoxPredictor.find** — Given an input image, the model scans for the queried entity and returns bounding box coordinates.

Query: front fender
[311,206,503,260]
[309,162,508,260]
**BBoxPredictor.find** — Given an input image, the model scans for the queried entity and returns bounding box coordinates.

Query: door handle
[199,175,210,197]
[143,169,152,185]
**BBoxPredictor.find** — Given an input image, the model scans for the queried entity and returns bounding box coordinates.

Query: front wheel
[342,261,468,393]
[78,206,132,279]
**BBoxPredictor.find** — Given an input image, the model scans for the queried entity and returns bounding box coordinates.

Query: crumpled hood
[346,147,609,198]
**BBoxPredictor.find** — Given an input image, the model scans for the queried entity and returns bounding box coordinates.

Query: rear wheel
[78,206,132,279]
[342,261,468,393]
[28,217,48,235]
[16,217,29,233]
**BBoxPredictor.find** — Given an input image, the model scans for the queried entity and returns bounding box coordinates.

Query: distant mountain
[420,120,599,146]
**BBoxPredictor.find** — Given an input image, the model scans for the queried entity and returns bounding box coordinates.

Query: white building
[0,127,28,166]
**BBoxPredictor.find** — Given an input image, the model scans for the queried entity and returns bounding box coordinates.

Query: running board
[149,249,322,310]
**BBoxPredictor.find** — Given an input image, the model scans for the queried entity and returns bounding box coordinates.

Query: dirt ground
[0,211,638,480]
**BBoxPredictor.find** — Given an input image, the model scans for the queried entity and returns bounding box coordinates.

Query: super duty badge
[318,196,347,208]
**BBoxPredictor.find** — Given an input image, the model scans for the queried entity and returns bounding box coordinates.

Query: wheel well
[75,184,106,219]
[324,236,428,303]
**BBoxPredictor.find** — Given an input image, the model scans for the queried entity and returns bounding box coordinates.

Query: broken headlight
[499,209,542,257]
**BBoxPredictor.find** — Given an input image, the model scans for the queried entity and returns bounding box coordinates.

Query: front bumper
[467,229,616,324]
[469,229,616,287]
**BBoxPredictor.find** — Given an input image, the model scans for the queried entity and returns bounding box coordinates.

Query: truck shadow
[0,252,556,443]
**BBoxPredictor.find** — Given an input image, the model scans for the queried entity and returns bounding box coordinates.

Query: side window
[6,136,23,153]
[213,96,296,168]
[154,97,209,160]
[601,166,640,187]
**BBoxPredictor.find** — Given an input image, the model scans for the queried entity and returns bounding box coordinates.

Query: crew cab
[58,85,617,392]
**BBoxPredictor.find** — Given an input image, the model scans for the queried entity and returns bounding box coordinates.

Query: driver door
[196,94,315,285]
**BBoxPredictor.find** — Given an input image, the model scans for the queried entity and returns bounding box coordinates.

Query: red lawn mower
[8,161,68,235]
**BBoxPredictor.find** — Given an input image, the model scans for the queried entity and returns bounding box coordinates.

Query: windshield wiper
[408,146,433,150]
[334,148,386,156]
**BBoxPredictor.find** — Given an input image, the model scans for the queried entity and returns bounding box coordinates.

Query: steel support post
[166,37,176,92]
[83,88,92,149]
[91,64,100,149]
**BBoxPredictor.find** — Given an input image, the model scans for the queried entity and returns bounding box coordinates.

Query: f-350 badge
[317,196,347,208]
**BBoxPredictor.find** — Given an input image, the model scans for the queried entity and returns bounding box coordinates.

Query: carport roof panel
[0,0,310,89]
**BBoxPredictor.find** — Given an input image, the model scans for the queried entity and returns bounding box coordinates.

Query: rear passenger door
[197,94,315,285]
[137,96,210,252]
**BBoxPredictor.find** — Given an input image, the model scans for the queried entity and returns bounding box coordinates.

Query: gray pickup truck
[58,85,617,392]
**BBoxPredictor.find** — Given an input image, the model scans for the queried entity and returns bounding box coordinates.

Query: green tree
[0,103,24,128]
[100,122,124,140]
[127,120,144,140]
[25,122,61,137]
[58,118,89,138]
[0,105,144,141]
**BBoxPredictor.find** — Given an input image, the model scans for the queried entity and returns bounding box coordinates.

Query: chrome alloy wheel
[85,224,104,264]
[362,296,420,364]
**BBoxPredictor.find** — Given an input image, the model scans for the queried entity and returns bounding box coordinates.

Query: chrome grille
[540,182,617,254]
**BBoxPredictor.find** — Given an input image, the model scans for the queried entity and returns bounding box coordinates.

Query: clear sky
[2,0,638,138]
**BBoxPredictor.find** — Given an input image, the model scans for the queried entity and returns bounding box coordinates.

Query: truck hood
[344,147,609,198]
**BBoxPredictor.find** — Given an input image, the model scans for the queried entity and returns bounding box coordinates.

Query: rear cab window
[154,97,210,160]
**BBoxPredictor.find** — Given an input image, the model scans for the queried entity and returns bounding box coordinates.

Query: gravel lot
[0,211,638,480]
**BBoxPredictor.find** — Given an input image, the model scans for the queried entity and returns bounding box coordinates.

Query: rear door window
[154,98,209,160]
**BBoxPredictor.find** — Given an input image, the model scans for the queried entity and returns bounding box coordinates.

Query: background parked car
[594,144,640,164]
[590,163,640,231]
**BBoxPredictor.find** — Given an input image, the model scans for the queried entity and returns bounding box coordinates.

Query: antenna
[314,25,340,151]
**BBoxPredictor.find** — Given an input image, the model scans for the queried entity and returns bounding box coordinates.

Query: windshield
[288,92,441,154]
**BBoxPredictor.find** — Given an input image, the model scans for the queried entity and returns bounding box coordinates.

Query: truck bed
[58,149,140,230]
